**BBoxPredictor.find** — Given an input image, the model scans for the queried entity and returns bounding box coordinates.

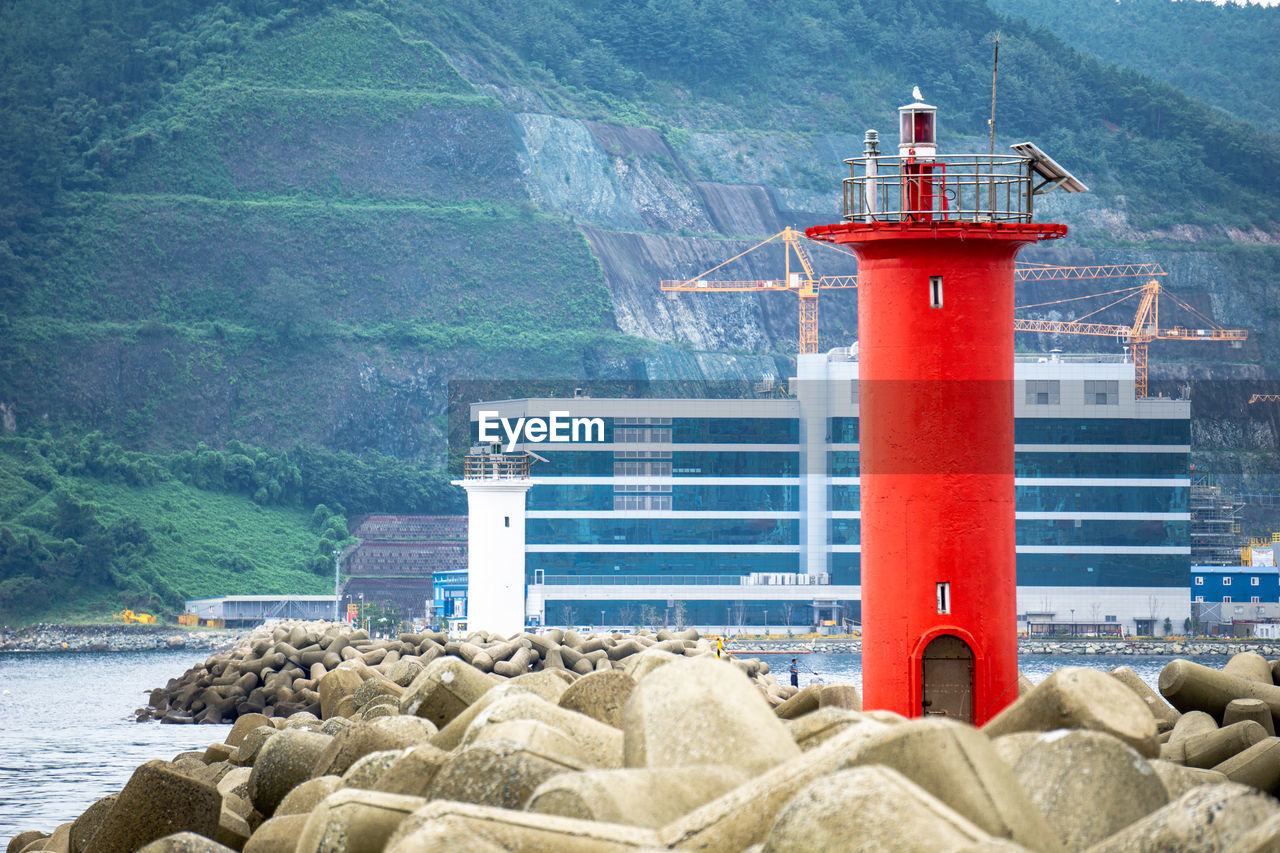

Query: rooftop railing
[843,154,1036,224]
[534,573,831,587]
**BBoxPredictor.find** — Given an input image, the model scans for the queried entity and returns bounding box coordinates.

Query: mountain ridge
[1,0,1278,621]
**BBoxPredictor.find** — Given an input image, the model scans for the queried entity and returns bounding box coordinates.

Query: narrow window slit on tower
[929,275,943,308]
[504,516,510,528]
[936,582,950,614]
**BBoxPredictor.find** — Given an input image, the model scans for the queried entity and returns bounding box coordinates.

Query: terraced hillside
[0,0,1277,623]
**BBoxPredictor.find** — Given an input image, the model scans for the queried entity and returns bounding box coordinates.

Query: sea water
[0,650,231,842]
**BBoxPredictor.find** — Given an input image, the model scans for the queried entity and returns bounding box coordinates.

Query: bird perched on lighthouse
[912,85,924,102]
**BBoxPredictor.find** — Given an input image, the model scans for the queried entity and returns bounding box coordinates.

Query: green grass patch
[0,436,346,626]
[76,477,330,600]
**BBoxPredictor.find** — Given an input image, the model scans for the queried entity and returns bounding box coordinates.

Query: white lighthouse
[453,445,538,636]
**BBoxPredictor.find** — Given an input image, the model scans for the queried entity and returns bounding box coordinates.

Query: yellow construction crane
[1251,394,1280,404]
[662,239,1246,391]
[660,227,857,355]
[1014,280,1249,397]
[661,230,1169,355]
[1012,262,1167,282]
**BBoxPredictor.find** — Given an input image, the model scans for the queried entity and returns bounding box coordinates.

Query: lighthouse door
[921,635,973,722]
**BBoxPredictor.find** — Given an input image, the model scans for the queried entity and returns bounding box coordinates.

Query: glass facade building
[466,350,1191,632]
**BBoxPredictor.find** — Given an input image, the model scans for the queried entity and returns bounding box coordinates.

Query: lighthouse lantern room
[899,91,936,156]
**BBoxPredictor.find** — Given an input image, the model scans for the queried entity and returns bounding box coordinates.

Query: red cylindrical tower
[809,92,1075,725]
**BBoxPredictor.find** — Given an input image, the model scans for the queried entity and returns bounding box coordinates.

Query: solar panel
[1010,141,1089,194]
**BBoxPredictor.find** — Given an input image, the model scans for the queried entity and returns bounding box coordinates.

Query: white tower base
[454,477,532,637]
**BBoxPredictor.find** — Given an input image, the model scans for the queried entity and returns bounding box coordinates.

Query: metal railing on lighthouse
[462,444,539,480]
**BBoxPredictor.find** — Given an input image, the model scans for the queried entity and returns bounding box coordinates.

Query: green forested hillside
[0,0,1277,620]
[0,432,467,622]
[412,0,1280,227]
[2,0,629,456]
[0,435,334,623]
[987,0,1280,135]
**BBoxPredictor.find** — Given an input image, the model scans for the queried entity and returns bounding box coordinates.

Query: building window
[1105,615,1117,622]
[1252,596,1261,603]
[1223,596,1232,603]
[1223,577,1232,586]
[504,516,510,528]
[613,494,672,511]
[1025,380,1060,406]
[1194,577,1203,585]
[614,457,672,477]
[615,427,672,443]
[1195,595,1204,603]
[936,582,950,614]
[616,416,672,425]
[929,276,943,309]
[1083,380,1119,405]
[1252,577,1260,586]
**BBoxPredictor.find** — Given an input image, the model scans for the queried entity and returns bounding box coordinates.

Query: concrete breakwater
[7,626,1270,658]
[0,624,243,654]
[11,622,1280,851]
[137,623,788,724]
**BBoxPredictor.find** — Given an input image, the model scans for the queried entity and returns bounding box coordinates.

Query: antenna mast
[988,34,1000,214]
[989,36,1000,158]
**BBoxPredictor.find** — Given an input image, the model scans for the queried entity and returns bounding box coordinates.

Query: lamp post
[600,610,606,631]
[1070,608,1076,638]
[359,592,365,633]
[332,549,341,622]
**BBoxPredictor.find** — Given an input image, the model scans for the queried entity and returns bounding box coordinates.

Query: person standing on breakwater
[790,658,799,688]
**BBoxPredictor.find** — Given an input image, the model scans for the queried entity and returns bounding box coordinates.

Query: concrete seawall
[6,626,1276,657]
[0,624,243,653]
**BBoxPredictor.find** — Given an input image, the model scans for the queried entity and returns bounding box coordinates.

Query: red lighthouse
[808,91,1086,724]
